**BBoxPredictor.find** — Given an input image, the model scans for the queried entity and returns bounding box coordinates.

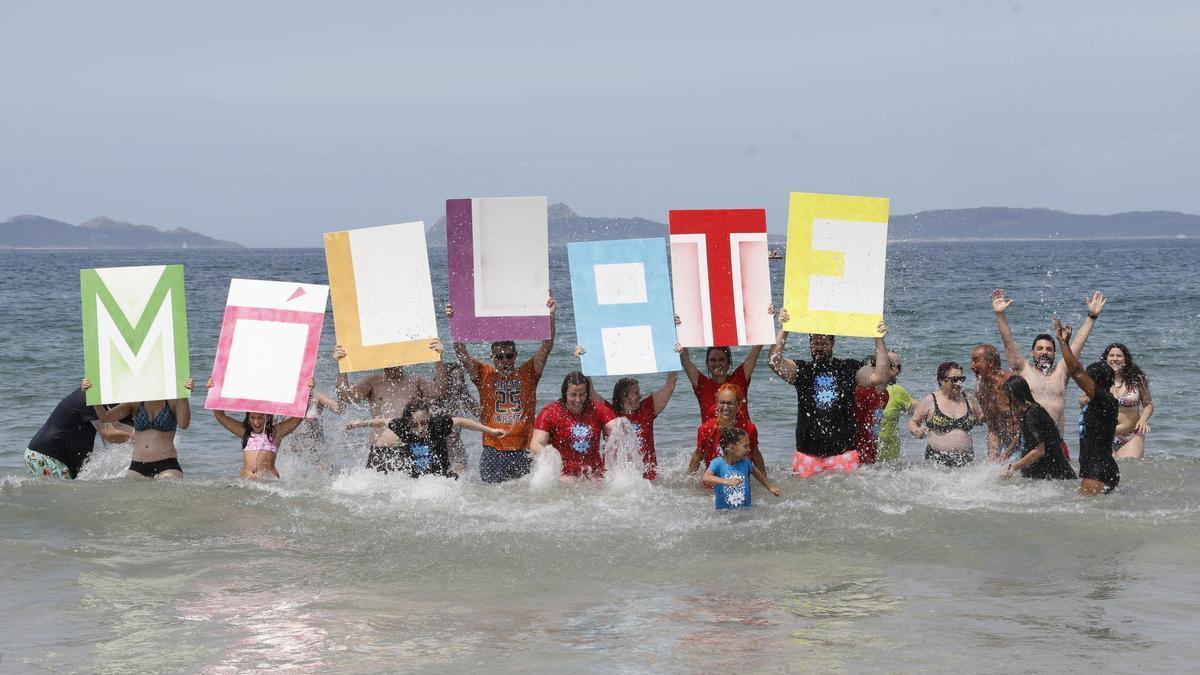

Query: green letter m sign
[81,265,190,405]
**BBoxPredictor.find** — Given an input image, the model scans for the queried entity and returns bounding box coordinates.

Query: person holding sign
[767,309,892,478]
[208,377,313,481]
[87,377,194,478]
[679,344,762,423]
[447,292,557,483]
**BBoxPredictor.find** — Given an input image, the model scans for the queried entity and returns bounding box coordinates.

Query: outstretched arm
[212,409,244,437]
[992,289,1027,372]
[452,416,506,438]
[1068,291,1106,358]
[767,308,798,384]
[332,346,372,405]
[857,321,892,387]
[751,464,782,496]
[1054,319,1097,399]
[528,291,557,378]
[739,345,764,380]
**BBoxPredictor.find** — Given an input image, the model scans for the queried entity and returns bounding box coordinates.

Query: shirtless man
[447,291,556,483]
[991,289,1106,437]
[970,343,1019,462]
[335,339,446,463]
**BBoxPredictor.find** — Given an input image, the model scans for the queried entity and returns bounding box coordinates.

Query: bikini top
[132,403,177,432]
[1116,385,1140,408]
[928,392,978,433]
[244,432,278,453]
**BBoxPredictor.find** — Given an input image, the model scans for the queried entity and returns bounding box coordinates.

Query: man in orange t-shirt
[446,292,556,482]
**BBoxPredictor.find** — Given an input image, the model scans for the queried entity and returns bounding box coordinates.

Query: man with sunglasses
[446,292,557,482]
[767,309,893,478]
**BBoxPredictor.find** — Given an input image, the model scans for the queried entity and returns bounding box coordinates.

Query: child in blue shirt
[703,427,781,509]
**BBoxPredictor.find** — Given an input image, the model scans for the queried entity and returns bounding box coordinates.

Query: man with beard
[768,309,893,478]
[970,343,1019,462]
[991,289,1106,438]
[335,340,447,466]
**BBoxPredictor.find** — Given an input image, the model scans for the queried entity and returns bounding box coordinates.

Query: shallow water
[1,240,1197,672]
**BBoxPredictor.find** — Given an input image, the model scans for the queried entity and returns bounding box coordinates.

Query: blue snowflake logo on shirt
[570,423,592,454]
[814,373,838,409]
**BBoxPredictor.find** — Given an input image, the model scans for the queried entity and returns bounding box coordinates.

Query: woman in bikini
[85,376,193,478]
[1080,343,1153,459]
[907,362,980,467]
[208,377,311,480]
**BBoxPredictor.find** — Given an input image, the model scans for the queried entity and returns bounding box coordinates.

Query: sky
[2,1,1198,245]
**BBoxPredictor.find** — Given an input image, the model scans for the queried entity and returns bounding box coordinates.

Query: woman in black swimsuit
[1000,375,1077,482]
[87,377,193,478]
[908,362,980,467]
[1054,319,1121,495]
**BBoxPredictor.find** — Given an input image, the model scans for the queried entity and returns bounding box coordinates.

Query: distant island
[0,215,242,249]
[427,204,1199,245]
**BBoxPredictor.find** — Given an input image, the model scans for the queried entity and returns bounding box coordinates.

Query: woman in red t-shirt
[688,383,764,479]
[572,345,680,480]
[679,344,762,423]
[530,371,622,478]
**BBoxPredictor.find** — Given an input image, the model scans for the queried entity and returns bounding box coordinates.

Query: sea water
[1,240,1197,672]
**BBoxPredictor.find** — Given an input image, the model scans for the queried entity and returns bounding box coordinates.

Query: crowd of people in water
[23,287,1154,508]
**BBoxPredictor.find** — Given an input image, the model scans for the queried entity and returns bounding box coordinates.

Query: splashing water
[602,418,651,491]
[528,445,563,491]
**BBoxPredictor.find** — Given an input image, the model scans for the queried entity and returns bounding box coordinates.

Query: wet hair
[1031,334,1056,352]
[1085,361,1116,391]
[240,413,277,448]
[490,340,517,354]
[1100,343,1147,389]
[560,371,592,405]
[715,382,743,401]
[937,361,963,382]
[974,343,1002,368]
[719,426,749,454]
[705,346,732,363]
[1003,374,1038,408]
[611,378,640,413]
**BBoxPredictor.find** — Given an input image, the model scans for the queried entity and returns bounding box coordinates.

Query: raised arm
[93,402,136,424]
[1068,291,1106,358]
[856,321,891,387]
[332,345,372,405]
[739,345,764,380]
[767,308,798,384]
[172,378,193,429]
[1054,319,1097,399]
[992,289,1027,372]
[212,409,245,437]
[651,371,679,415]
[424,339,449,400]
[528,290,557,378]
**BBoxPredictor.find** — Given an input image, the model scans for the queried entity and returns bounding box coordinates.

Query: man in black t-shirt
[768,310,893,477]
[25,387,132,479]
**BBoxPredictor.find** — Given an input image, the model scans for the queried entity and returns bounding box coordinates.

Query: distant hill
[426,203,786,246]
[889,207,1200,241]
[0,215,242,249]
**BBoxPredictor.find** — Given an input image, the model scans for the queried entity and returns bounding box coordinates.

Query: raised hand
[573,345,586,359]
[206,377,215,389]
[81,377,92,391]
[332,345,347,361]
[876,320,888,338]
[429,338,444,354]
[1052,317,1072,344]
[674,313,682,326]
[991,289,1013,313]
[1086,291,1107,317]
[444,303,455,319]
[778,308,791,324]
[546,290,557,316]
[183,378,194,391]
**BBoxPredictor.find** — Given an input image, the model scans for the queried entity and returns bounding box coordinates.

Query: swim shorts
[25,448,71,479]
[791,449,859,479]
[479,445,532,483]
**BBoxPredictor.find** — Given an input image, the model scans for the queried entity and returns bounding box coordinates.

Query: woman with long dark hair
[348,397,504,478]
[209,376,311,480]
[529,371,622,478]
[1081,342,1153,459]
[1055,320,1120,494]
[999,375,1076,481]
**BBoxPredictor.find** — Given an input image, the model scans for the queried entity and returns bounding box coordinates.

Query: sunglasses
[493,352,517,360]
[942,376,966,384]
